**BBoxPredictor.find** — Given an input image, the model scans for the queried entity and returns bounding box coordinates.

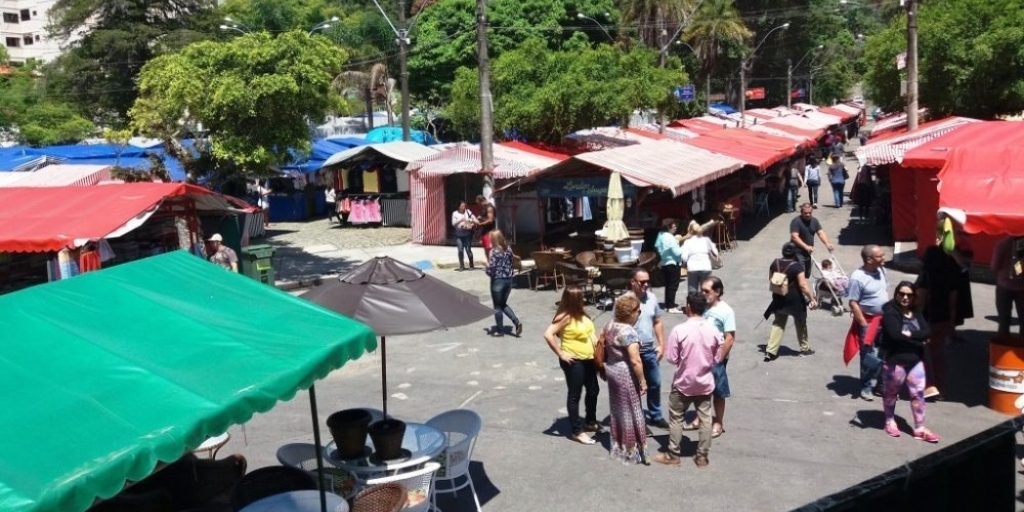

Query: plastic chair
[555,262,597,303]
[363,462,441,512]
[228,465,318,511]
[351,483,408,512]
[512,255,535,289]
[530,251,564,290]
[426,410,483,512]
[276,443,321,471]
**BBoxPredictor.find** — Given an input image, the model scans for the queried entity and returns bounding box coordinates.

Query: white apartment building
[1,1,63,64]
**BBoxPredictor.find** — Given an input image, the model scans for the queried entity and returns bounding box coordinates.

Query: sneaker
[653,452,680,466]
[666,307,684,314]
[923,386,941,399]
[799,348,816,357]
[884,421,901,438]
[515,322,523,337]
[648,418,670,429]
[584,421,604,433]
[913,428,940,444]
[859,393,874,402]
[763,353,778,363]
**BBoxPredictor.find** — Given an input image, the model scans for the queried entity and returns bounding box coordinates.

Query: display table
[324,422,446,479]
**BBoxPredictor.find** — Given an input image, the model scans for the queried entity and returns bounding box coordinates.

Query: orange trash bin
[989,335,1024,415]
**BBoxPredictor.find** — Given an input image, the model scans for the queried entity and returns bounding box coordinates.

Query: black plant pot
[326,409,373,459]
[368,419,407,461]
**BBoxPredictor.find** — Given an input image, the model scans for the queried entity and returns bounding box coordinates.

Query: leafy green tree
[43,0,219,127]
[129,31,346,181]
[449,38,684,143]
[17,103,95,146]
[408,0,617,103]
[863,0,1024,118]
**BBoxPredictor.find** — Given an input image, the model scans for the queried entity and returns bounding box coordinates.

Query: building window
[20,9,30,21]
[5,37,20,48]
[35,35,41,42]
[3,12,20,23]
[22,35,33,45]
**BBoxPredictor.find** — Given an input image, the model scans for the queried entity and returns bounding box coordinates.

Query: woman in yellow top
[544,285,600,445]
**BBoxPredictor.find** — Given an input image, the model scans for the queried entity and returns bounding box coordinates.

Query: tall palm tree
[332,62,394,130]
[618,0,702,50]
[683,0,751,79]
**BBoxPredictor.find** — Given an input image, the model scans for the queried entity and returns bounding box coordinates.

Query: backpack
[769,259,796,296]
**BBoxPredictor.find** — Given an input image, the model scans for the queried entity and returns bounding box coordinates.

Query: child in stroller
[815,258,849,315]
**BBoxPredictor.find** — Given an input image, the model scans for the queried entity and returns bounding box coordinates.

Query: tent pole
[381,335,388,417]
[308,384,328,512]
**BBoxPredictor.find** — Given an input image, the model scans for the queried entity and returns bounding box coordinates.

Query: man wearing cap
[207,234,238,272]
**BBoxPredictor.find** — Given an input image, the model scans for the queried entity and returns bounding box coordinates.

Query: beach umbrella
[603,172,630,242]
[301,256,493,416]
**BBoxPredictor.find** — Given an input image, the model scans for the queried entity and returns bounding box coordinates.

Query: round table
[324,422,446,477]
[238,490,348,512]
[192,432,230,459]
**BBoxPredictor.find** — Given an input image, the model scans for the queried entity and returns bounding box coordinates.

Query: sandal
[694,454,709,468]
[884,422,901,438]
[653,452,680,466]
[570,432,596,445]
[711,427,724,439]
[913,428,940,444]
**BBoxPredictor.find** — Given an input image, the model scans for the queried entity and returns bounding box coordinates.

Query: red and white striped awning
[567,127,662,149]
[533,140,745,197]
[869,108,931,138]
[832,103,863,117]
[632,124,700,141]
[0,164,112,188]
[746,123,817,148]
[406,143,561,179]
[855,116,981,167]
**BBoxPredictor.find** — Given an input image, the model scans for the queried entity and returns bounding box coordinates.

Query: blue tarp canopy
[9,144,187,181]
[365,127,438,145]
[24,144,149,160]
[708,103,738,115]
[0,147,46,172]
[282,138,371,173]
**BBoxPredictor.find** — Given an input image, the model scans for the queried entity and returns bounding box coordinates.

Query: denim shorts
[712,360,730,398]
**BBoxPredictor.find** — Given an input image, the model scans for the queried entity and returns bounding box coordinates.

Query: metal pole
[657,12,667,133]
[309,384,328,512]
[739,59,746,127]
[809,75,814,104]
[786,59,792,109]
[706,74,711,111]
[398,0,411,141]
[476,0,494,195]
[380,335,388,416]
[906,0,919,130]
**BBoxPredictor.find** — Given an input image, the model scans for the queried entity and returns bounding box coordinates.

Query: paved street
[228,159,1020,511]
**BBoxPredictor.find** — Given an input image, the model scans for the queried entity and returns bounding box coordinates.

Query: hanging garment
[581,197,593,221]
[366,198,383,223]
[58,248,80,280]
[349,199,368,224]
[79,250,102,273]
[98,239,117,262]
[362,170,380,193]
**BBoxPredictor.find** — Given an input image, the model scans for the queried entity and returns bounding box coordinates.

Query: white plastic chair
[426,409,482,512]
[364,462,441,512]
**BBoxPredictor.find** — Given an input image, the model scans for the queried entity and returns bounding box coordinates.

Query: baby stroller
[811,254,849,316]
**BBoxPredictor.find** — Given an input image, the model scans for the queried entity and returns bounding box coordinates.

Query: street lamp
[788,44,823,107]
[576,13,614,42]
[739,22,789,126]
[219,24,247,35]
[308,17,339,36]
[220,17,251,35]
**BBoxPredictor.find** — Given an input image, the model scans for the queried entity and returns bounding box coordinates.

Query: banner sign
[791,88,806,99]
[745,87,766,100]
[537,177,638,198]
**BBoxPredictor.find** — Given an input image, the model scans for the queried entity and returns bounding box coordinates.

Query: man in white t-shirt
[687,275,734,439]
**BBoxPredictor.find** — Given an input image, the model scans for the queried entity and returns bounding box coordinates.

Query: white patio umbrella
[603,172,630,242]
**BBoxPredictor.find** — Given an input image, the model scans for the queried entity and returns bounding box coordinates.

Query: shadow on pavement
[835,215,893,248]
[432,461,498,510]
[827,375,862,399]
[849,409,913,434]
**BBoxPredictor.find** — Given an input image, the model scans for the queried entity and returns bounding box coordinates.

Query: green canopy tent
[0,251,377,512]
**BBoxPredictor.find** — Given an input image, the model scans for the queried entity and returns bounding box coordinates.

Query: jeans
[797,253,812,278]
[858,326,883,395]
[489,277,519,331]
[996,286,1024,336]
[686,270,711,295]
[640,349,664,422]
[806,182,819,206]
[661,264,680,309]
[559,358,599,435]
[786,186,799,212]
[831,182,844,207]
[455,234,474,269]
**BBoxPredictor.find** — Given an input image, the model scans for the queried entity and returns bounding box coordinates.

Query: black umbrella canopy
[301,255,493,336]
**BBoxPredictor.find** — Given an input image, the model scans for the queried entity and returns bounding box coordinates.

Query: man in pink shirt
[653,292,722,468]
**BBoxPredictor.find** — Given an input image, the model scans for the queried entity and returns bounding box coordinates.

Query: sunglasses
[633,279,650,286]
[896,291,915,298]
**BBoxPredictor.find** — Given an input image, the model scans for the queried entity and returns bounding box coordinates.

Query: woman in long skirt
[598,294,649,464]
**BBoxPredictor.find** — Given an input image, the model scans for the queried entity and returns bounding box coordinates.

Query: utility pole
[476,0,494,196]
[809,75,814,104]
[657,12,667,133]
[739,60,746,127]
[906,0,919,130]
[786,58,792,109]
[706,74,711,111]
[398,0,411,141]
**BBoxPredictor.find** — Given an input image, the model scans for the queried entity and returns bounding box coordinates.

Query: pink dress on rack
[366,198,382,223]
[349,199,367,224]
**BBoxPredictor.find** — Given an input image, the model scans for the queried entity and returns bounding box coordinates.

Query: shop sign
[537,177,637,198]
[745,87,766,100]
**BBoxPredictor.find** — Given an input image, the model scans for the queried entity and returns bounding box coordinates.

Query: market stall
[407,143,566,244]
[270,138,371,222]
[854,117,980,240]
[0,164,112,188]
[0,251,376,512]
[319,141,440,227]
[937,147,1024,236]
[0,183,253,293]
[902,121,1024,262]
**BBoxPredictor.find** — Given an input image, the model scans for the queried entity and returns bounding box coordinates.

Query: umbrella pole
[308,384,328,512]
[381,335,388,418]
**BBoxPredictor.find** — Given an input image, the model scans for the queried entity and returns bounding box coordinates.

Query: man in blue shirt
[847,244,889,400]
[627,268,668,429]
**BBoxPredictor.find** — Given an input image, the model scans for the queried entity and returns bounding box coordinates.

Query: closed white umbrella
[603,172,629,242]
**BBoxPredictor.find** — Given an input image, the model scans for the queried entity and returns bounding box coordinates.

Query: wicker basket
[351,483,408,512]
